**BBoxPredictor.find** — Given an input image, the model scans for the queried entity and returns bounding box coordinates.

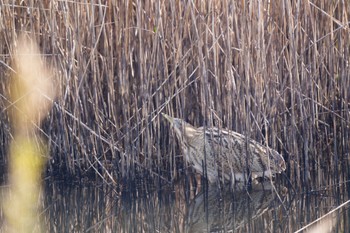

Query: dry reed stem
[3,34,55,233]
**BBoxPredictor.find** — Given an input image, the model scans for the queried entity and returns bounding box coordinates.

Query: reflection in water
[38,176,349,232]
[185,182,285,232]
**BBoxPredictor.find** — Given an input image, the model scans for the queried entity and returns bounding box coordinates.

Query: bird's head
[162,113,197,141]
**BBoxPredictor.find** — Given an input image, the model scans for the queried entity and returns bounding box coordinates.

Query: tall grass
[0,1,349,189]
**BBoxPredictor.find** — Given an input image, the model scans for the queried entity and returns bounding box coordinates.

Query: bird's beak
[161,113,174,124]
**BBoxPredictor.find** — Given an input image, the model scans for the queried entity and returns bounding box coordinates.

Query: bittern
[162,113,286,183]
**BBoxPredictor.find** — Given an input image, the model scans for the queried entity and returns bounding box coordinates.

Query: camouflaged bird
[162,113,286,183]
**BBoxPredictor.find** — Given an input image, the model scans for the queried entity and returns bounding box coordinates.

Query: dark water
[42,172,350,233]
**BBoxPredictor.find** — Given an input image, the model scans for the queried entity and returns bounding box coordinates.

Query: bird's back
[186,127,286,182]
[162,113,286,183]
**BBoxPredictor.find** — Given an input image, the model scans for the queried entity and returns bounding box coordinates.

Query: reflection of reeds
[0,1,349,187]
[41,178,285,232]
[185,182,284,232]
[2,35,55,233]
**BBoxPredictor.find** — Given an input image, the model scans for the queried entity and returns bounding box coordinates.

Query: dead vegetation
[0,1,349,188]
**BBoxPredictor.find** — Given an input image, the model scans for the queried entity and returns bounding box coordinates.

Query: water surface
[42,172,349,233]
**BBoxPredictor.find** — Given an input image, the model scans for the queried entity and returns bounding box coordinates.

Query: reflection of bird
[162,113,286,183]
[185,182,284,232]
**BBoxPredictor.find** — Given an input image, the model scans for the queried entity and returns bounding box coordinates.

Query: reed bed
[0,0,349,189]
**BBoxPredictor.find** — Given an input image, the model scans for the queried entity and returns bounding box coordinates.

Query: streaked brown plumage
[162,113,286,183]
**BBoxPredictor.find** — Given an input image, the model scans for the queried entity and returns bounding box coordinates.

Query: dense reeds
[0,1,349,189]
